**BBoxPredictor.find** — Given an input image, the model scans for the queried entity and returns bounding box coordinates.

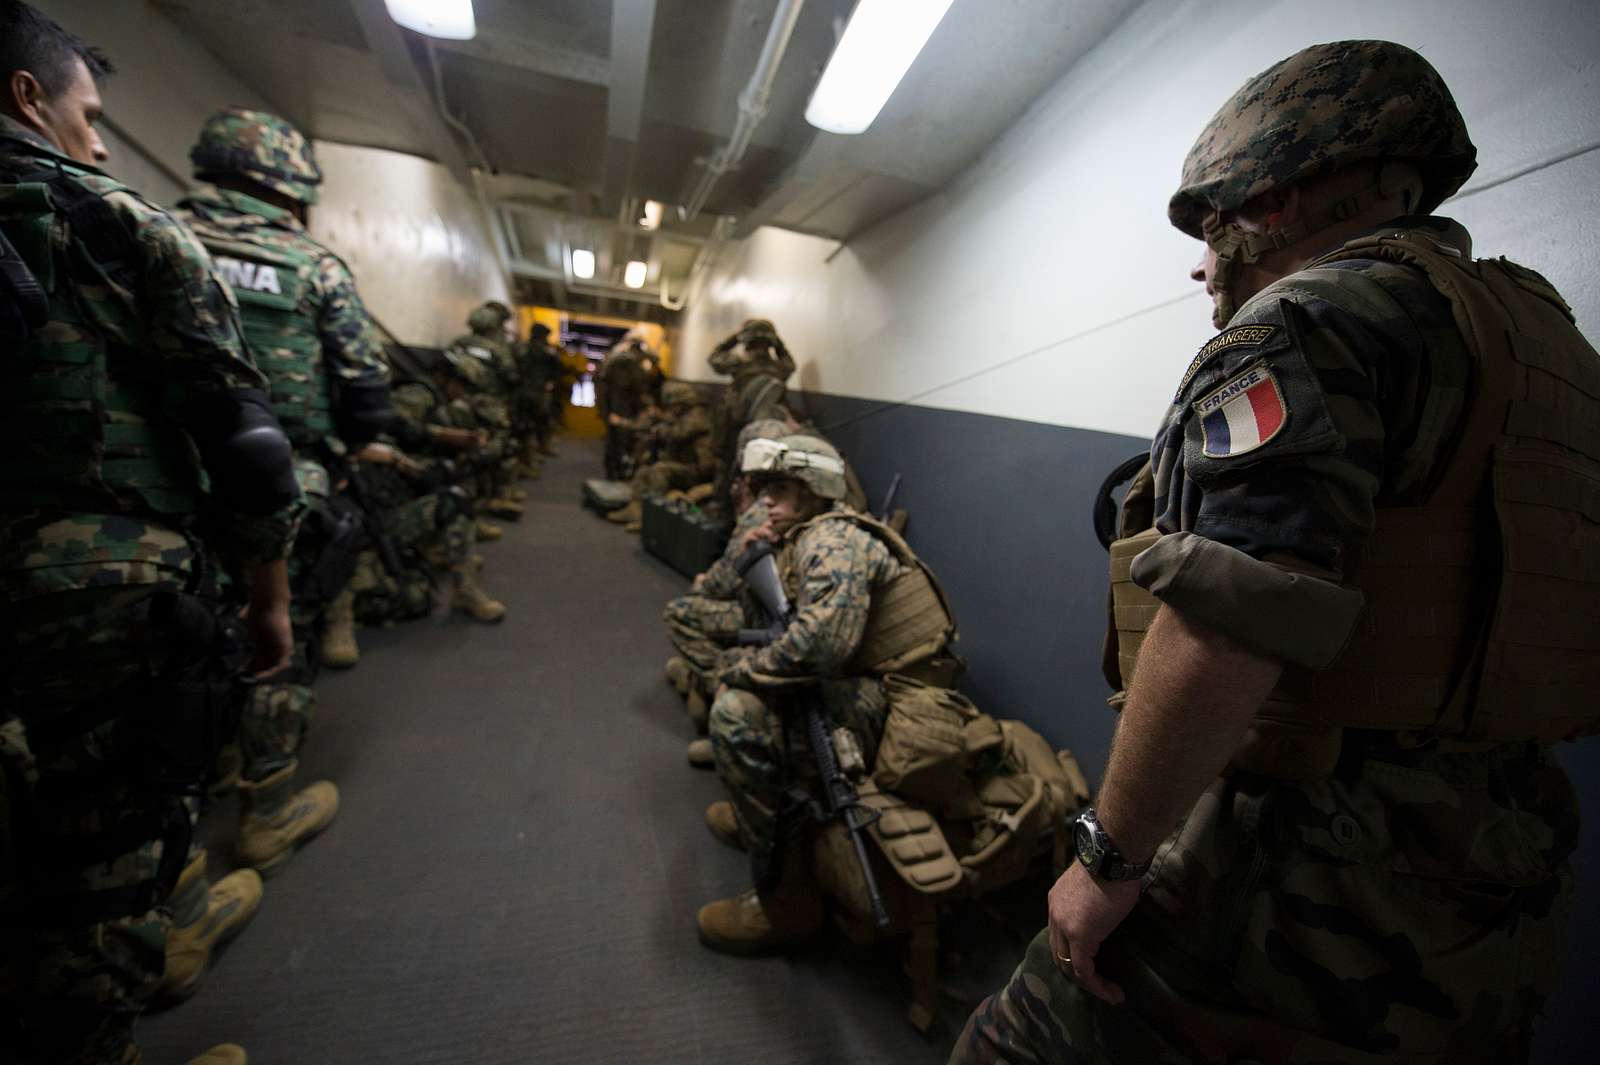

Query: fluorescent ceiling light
[383,0,476,40]
[571,248,595,280]
[804,0,955,135]
[639,200,663,230]
[623,260,648,289]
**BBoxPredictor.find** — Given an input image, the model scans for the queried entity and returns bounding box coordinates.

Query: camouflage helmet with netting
[468,301,512,334]
[191,106,323,205]
[742,433,847,502]
[1168,40,1476,239]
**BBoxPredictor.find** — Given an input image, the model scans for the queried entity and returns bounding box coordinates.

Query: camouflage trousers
[350,491,475,625]
[950,743,1577,1065]
[243,514,327,783]
[709,679,886,889]
[0,585,198,1064]
[633,461,701,499]
[662,593,743,679]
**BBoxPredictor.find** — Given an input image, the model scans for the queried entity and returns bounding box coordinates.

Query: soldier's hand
[1046,860,1139,1006]
[431,426,480,451]
[691,572,707,592]
[353,442,397,465]
[738,520,777,552]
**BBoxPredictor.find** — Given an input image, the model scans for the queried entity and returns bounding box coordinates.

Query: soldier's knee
[708,688,765,740]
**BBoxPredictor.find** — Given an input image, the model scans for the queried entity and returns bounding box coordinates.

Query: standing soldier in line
[176,108,398,883]
[516,320,563,462]
[444,301,527,516]
[0,5,300,1062]
[596,337,653,481]
[952,40,1587,1065]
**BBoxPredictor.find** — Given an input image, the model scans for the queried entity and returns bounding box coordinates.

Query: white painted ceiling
[151,0,1141,315]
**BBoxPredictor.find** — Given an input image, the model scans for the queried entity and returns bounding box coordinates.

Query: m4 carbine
[735,541,889,928]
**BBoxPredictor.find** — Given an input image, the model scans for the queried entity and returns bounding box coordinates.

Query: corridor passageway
[139,441,949,1065]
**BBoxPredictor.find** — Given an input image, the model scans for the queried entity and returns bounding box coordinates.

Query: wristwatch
[1072,808,1151,882]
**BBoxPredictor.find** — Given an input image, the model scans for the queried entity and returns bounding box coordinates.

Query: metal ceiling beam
[347,0,475,185]
[602,0,658,204]
[434,30,609,86]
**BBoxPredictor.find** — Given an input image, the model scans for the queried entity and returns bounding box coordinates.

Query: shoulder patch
[1175,324,1277,400]
[1193,362,1287,458]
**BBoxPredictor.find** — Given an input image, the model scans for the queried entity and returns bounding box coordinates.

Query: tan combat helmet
[191,107,323,205]
[742,433,848,501]
[1169,40,1477,323]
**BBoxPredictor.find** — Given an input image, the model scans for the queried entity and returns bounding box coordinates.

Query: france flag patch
[1193,363,1287,458]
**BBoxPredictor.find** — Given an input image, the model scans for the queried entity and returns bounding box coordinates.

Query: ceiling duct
[679,0,807,222]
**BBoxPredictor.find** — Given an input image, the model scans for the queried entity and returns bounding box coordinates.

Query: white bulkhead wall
[678,0,1600,440]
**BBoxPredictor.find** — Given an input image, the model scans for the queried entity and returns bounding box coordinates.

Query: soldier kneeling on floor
[696,434,957,955]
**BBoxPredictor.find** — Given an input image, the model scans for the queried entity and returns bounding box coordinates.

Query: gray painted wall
[791,389,1599,1065]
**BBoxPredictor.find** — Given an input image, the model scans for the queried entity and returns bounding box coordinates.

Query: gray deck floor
[137,437,995,1065]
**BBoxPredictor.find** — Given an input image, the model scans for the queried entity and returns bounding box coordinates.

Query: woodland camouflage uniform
[0,108,300,1062]
[953,41,1583,1065]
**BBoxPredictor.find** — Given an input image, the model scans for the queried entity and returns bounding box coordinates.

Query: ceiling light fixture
[623,260,648,289]
[383,0,477,41]
[571,248,596,280]
[804,0,955,135]
[639,200,663,230]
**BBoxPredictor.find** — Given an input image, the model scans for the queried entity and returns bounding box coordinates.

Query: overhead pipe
[679,0,807,222]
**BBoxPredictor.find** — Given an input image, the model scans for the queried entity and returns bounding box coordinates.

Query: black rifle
[735,542,890,927]
[342,462,403,577]
[876,473,902,523]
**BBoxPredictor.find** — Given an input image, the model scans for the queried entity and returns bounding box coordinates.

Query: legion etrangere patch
[1175,324,1278,400]
[1193,362,1287,457]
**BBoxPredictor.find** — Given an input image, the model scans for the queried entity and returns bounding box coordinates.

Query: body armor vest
[186,216,328,450]
[1107,229,1600,773]
[0,159,201,515]
[790,509,958,676]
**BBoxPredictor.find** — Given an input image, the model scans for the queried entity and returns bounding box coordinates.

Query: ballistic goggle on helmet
[741,434,847,501]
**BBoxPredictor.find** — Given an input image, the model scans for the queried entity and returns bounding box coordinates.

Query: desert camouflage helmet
[468,301,512,334]
[1169,40,1477,239]
[742,433,848,501]
[191,106,323,205]
[734,417,793,462]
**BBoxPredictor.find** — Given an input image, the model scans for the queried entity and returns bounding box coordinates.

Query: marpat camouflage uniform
[710,508,907,886]
[663,501,772,680]
[0,113,299,1062]
[951,219,1581,1065]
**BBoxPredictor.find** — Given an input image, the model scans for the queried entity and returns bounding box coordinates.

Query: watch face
[1074,816,1102,871]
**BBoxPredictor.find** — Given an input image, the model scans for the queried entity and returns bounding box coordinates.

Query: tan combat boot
[705,801,744,851]
[451,558,507,623]
[505,486,528,502]
[605,500,642,525]
[685,685,710,734]
[686,737,715,769]
[186,1046,247,1065]
[319,588,359,669]
[486,496,524,520]
[157,850,263,1006]
[664,656,692,695]
[697,859,824,956]
[475,519,503,541]
[236,760,339,877]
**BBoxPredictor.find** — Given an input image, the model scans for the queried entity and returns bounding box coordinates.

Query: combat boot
[186,1046,247,1065]
[157,851,263,1006]
[697,858,823,956]
[451,558,507,623]
[485,496,523,520]
[687,738,714,769]
[475,519,503,541]
[236,760,339,877]
[705,801,744,851]
[505,486,528,502]
[538,441,557,458]
[664,656,692,695]
[319,588,359,669]
[605,500,642,525]
[685,685,710,733]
